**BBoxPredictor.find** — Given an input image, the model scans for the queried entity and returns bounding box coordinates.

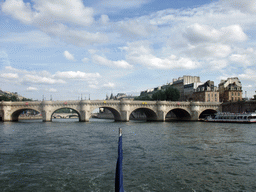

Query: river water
[0,119,256,192]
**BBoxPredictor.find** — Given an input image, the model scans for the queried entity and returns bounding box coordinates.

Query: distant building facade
[184,82,203,101]
[140,75,201,101]
[106,93,135,100]
[192,80,219,102]
[171,76,201,101]
[218,77,242,102]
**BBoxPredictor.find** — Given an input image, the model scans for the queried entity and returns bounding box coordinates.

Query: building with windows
[171,76,201,101]
[218,77,242,102]
[184,82,203,101]
[192,80,219,102]
[140,75,201,101]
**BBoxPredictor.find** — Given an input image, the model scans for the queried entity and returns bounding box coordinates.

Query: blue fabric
[115,135,124,192]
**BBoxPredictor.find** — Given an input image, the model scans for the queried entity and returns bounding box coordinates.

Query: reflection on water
[0,119,256,191]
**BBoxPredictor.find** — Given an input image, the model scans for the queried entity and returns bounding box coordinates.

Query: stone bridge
[0,100,222,122]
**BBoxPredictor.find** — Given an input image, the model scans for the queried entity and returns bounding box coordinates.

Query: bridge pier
[80,110,90,122]
[120,100,130,122]
[120,111,129,122]
[190,102,200,120]
[42,111,52,122]
[157,111,166,122]
[157,101,167,122]
[80,100,91,122]
[1,105,12,121]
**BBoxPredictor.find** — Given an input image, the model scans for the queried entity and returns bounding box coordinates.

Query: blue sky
[0,0,256,100]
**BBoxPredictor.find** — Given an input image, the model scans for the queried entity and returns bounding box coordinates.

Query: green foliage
[10,95,18,101]
[152,87,180,101]
[0,94,33,101]
[134,95,152,101]
[0,95,10,101]
[22,98,33,101]
[152,90,166,100]
[165,87,180,101]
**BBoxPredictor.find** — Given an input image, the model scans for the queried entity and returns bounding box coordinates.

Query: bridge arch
[11,108,41,122]
[92,106,122,121]
[51,107,81,121]
[166,108,192,121]
[199,109,218,119]
[129,107,158,121]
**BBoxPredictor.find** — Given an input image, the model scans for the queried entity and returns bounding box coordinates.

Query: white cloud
[46,88,57,93]
[207,59,229,71]
[221,0,256,14]
[118,19,157,38]
[34,0,94,26]
[244,84,253,88]
[23,74,66,84]
[92,55,133,69]
[44,24,108,46]
[2,0,94,26]
[82,57,89,63]
[228,47,256,67]
[26,87,38,91]
[0,31,52,47]
[1,0,109,46]
[103,82,115,88]
[239,69,256,80]
[5,66,29,74]
[229,54,250,65]
[186,43,232,58]
[100,15,109,25]
[100,0,151,9]
[64,51,75,61]
[0,73,19,79]
[1,0,34,24]
[0,51,10,68]
[184,23,247,44]
[54,71,101,79]
[123,41,199,69]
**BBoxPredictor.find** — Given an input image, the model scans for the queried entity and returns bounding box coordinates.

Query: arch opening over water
[51,108,81,122]
[96,107,122,121]
[199,109,217,119]
[166,108,191,121]
[11,109,41,122]
[129,108,158,121]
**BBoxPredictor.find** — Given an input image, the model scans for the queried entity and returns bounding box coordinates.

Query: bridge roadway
[0,100,221,122]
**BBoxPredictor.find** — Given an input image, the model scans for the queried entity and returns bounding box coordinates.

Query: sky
[0,0,256,100]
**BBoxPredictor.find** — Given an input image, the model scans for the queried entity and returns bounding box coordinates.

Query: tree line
[134,87,180,101]
[0,95,33,101]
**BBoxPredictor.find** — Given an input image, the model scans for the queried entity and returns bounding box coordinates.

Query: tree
[165,87,180,101]
[152,87,180,101]
[0,95,10,101]
[22,98,33,101]
[152,90,166,100]
[134,95,152,101]
[10,95,18,101]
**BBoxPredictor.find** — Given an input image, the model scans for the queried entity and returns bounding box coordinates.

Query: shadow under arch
[166,108,191,121]
[96,107,122,121]
[129,108,158,121]
[199,109,217,119]
[51,107,81,121]
[11,108,41,122]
